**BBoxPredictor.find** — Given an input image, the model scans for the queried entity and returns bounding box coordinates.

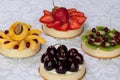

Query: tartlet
[0,22,46,58]
[38,44,86,80]
[81,26,120,58]
[39,6,86,38]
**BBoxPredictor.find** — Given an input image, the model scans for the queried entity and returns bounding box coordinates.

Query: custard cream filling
[40,63,85,80]
[82,42,120,58]
[42,24,84,38]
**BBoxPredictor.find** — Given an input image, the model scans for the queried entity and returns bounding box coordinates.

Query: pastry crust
[0,44,41,58]
[81,42,120,59]
[42,25,84,39]
[38,63,86,80]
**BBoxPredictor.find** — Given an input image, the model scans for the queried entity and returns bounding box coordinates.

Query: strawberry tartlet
[0,22,46,58]
[39,6,86,38]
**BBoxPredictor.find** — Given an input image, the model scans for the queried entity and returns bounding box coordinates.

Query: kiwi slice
[115,44,120,48]
[81,34,87,41]
[96,26,104,30]
[84,40,97,50]
[99,46,115,51]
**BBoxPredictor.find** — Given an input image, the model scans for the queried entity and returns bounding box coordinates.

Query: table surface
[0,0,120,80]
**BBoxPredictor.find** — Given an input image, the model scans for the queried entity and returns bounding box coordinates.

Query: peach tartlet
[81,26,120,58]
[39,6,86,38]
[38,44,86,80]
[0,22,46,58]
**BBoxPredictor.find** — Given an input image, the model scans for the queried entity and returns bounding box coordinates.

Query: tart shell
[42,25,84,39]
[81,42,120,59]
[38,63,86,80]
[0,44,41,58]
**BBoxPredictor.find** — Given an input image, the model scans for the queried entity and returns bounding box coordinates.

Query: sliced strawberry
[43,10,52,15]
[71,15,86,24]
[68,8,77,14]
[47,21,62,28]
[69,11,84,17]
[70,19,80,30]
[55,22,69,31]
[39,14,54,23]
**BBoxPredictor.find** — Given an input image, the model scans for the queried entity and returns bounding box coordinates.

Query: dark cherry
[44,60,55,71]
[68,61,79,72]
[26,42,30,48]
[114,38,120,43]
[96,32,100,36]
[113,36,118,40]
[89,34,94,38]
[0,36,3,38]
[56,51,67,61]
[94,38,101,42]
[56,61,66,74]
[4,30,9,34]
[57,45,68,53]
[88,39,93,44]
[100,42,105,47]
[33,39,38,43]
[47,46,57,56]
[110,42,116,46]
[41,52,53,63]
[115,31,119,37]
[104,27,109,32]
[92,28,96,33]
[68,48,78,57]
[13,44,19,49]
[74,53,84,64]
[102,36,108,41]
[4,41,10,44]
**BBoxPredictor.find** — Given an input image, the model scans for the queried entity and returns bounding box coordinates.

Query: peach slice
[2,41,18,49]
[28,29,42,35]
[24,35,46,44]
[18,40,26,51]
[0,30,12,40]
[29,40,38,50]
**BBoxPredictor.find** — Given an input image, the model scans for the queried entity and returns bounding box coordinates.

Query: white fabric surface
[0,0,120,80]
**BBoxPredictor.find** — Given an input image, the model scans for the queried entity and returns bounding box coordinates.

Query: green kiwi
[84,40,97,50]
[81,34,87,41]
[99,46,115,51]
[96,26,104,30]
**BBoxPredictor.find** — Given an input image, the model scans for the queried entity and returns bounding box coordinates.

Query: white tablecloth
[0,0,120,80]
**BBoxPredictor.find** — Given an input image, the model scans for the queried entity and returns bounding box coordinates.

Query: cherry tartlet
[0,22,46,58]
[81,26,120,58]
[39,6,86,38]
[38,44,86,80]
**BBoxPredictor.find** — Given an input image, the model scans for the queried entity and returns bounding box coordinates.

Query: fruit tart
[38,44,86,80]
[81,26,120,58]
[39,6,86,38]
[0,22,46,58]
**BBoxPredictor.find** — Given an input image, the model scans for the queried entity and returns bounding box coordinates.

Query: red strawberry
[47,21,62,28]
[39,14,54,23]
[55,22,69,31]
[52,7,69,23]
[69,11,84,17]
[70,19,80,30]
[43,10,52,15]
[68,8,77,14]
[71,15,86,24]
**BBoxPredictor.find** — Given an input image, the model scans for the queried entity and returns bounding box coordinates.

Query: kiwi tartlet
[81,26,120,59]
